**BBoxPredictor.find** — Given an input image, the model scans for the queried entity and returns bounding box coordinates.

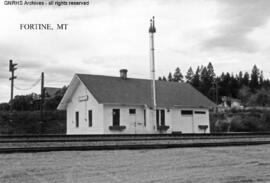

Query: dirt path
[0,145,270,183]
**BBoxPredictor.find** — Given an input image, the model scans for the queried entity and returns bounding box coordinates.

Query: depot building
[57,69,215,134]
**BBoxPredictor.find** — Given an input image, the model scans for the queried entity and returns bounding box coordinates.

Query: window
[129,109,136,115]
[156,109,165,126]
[75,111,79,127]
[160,110,165,126]
[112,109,120,126]
[143,109,146,126]
[88,110,92,127]
[194,111,206,114]
[156,110,159,126]
[181,110,193,115]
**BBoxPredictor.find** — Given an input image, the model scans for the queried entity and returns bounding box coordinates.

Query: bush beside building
[0,111,66,134]
[210,109,270,132]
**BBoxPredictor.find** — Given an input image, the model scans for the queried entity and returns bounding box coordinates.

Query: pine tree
[206,62,215,83]
[191,66,201,90]
[236,71,243,86]
[230,74,240,98]
[243,72,249,86]
[168,72,173,82]
[250,65,260,91]
[162,76,167,81]
[218,72,231,97]
[200,66,211,96]
[259,71,264,87]
[158,77,162,81]
[173,67,183,82]
[185,67,194,83]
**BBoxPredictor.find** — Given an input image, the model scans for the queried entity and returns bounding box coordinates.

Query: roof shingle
[77,74,216,108]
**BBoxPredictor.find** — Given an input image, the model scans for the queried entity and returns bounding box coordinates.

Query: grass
[0,145,270,182]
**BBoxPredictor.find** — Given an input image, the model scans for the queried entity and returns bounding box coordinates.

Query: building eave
[57,75,80,110]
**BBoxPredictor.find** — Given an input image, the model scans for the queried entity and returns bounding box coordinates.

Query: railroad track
[1,133,270,153]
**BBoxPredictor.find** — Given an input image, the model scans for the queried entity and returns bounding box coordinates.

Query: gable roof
[44,87,61,98]
[58,74,215,110]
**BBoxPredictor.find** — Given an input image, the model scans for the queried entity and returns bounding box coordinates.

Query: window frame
[181,110,193,115]
[160,109,165,126]
[143,109,146,127]
[75,111,79,128]
[129,109,136,115]
[88,110,93,127]
[156,109,166,126]
[112,109,120,126]
[194,111,206,114]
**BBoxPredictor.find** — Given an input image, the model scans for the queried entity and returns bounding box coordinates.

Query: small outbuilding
[57,70,215,134]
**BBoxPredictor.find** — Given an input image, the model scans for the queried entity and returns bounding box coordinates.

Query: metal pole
[150,32,157,110]
[149,17,157,129]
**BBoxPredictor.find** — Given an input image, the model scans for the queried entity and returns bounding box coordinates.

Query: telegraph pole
[40,72,44,123]
[9,60,17,111]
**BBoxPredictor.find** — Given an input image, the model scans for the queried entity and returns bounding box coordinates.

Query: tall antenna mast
[149,16,157,110]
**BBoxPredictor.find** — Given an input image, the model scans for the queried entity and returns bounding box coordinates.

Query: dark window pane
[89,110,92,127]
[75,111,79,127]
[113,109,120,126]
[181,110,193,115]
[144,109,146,126]
[160,110,165,126]
[129,109,136,114]
[156,110,160,126]
[194,111,206,114]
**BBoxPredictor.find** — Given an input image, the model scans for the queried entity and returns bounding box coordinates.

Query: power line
[14,77,41,91]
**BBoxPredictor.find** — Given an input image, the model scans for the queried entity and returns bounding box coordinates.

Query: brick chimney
[120,69,128,79]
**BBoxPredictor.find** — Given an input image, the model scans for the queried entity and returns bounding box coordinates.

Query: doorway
[112,109,120,126]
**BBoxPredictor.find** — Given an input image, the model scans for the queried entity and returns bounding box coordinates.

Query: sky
[1,0,270,103]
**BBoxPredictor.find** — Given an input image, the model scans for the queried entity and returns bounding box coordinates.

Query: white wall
[171,108,210,133]
[103,106,175,134]
[193,110,210,133]
[66,82,103,134]
[103,105,149,134]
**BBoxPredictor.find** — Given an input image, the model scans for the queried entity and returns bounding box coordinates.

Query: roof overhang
[173,105,214,109]
[57,75,80,110]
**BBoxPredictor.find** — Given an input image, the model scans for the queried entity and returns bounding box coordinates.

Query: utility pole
[9,60,17,111]
[40,72,44,123]
[149,16,157,128]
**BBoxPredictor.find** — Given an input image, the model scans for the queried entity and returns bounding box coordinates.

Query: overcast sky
[1,0,270,103]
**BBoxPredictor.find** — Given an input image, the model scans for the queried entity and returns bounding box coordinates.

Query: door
[173,110,194,133]
[129,109,144,134]
[194,111,208,133]
[112,109,120,126]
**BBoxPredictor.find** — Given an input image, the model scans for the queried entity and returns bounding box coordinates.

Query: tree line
[0,86,67,111]
[158,63,270,106]
[1,63,270,111]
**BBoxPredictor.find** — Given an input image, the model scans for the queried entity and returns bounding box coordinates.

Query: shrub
[0,111,66,134]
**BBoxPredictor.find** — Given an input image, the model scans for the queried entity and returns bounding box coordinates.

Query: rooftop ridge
[75,73,190,85]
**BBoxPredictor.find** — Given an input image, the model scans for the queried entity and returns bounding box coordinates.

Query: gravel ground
[0,145,270,183]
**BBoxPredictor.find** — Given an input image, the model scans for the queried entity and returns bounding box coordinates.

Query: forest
[158,63,270,107]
